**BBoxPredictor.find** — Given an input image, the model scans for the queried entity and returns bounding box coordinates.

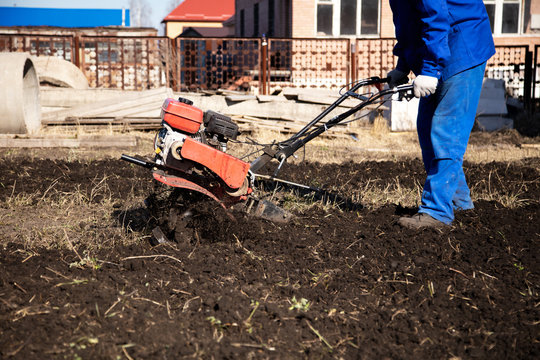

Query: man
[387,0,495,229]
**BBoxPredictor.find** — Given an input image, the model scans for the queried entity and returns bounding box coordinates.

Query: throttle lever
[396,84,415,101]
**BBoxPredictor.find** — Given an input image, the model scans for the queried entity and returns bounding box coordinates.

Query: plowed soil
[0,156,539,359]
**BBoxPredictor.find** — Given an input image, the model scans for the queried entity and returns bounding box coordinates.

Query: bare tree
[166,0,184,15]
[130,0,153,27]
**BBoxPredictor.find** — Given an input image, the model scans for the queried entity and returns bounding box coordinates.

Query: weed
[289,296,310,312]
[308,269,331,287]
[70,255,102,270]
[207,316,227,341]
[244,300,260,334]
[207,316,224,327]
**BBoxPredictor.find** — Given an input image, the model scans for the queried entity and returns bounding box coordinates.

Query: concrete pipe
[0,53,41,134]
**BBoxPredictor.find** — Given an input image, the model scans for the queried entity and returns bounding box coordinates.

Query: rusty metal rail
[80,36,170,90]
[0,33,74,62]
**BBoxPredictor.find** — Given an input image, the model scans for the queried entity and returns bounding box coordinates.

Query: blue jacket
[389,0,495,81]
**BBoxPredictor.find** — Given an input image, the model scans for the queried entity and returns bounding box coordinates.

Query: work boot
[398,213,448,229]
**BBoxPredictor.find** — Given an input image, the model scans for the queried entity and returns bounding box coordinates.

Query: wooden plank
[0,136,138,148]
[43,117,161,125]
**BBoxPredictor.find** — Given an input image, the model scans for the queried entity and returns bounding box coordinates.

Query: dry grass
[1,125,538,251]
[470,168,534,208]
[0,175,148,251]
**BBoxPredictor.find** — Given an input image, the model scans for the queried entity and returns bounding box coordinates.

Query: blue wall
[0,7,130,27]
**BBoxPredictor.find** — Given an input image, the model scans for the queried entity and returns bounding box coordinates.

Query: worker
[387,0,495,229]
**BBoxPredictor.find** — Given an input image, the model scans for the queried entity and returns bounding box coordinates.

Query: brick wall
[493,36,540,51]
[291,0,315,37]
[380,1,395,38]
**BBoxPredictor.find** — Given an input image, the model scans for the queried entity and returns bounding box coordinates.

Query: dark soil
[0,157,539,359]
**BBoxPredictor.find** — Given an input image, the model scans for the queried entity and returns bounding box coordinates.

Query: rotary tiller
[121,77,413,222]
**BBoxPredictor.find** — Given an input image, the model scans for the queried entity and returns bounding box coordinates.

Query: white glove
[387,69,408,88]
[413,75,438,98]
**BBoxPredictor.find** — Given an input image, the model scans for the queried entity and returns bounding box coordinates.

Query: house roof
[163,0,234,22]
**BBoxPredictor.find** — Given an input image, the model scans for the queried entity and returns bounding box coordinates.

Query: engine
[154,97,239,168]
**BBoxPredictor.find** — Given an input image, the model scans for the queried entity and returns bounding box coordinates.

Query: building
[163,0,235,38]
[0,7,130,27]
[235,0,540,41]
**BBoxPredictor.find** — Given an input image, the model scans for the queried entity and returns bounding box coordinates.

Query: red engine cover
[161,98,203,134]
[180,138,250,190]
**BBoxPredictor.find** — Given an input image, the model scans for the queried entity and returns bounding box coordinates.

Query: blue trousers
[417,62,486,224]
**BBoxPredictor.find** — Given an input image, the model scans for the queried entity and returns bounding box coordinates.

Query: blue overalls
[389,0,495,224]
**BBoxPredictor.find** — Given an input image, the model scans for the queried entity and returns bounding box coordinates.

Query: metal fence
[0,34,74,62]
[486,45,528,98]
[1,33,538,106]
[80,36,170,90]
[174,38,261,92]
[354,38,397,80]
[268,38,351,90]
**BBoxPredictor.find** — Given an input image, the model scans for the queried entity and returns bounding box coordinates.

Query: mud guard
[180,138,250,189]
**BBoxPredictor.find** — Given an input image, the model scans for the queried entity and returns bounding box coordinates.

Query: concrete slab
[42,88,172,121]
[224,95,257,102]
[40,87,133,107]
[256,95,289,103]
[282,87,339,100]
[222,99,333,123]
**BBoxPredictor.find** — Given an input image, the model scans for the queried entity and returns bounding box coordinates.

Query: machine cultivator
[121,77,413,222]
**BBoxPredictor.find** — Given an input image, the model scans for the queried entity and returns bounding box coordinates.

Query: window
[501,2,519,33]
[484,0,521,35]
[317,3,333,35]
[318,0,379,37]
[340,0,357,35]
[360,0,378,35]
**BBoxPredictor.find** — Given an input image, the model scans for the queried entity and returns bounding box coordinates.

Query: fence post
[524,50,532,111]
[173,37,180,92]
[74,35,81,68]
[261,35,268,95]
[350,41,356,85]
[164,39,170,91]
[534,46,538,109]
